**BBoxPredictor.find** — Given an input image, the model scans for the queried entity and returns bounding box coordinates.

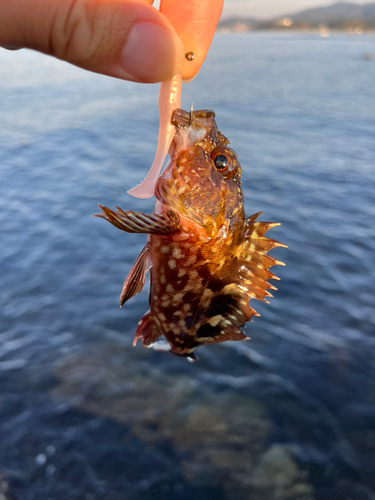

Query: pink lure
[127,73,182,199]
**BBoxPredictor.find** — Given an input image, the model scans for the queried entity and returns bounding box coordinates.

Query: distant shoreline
[218,3,375,36]
[216,28,375,36]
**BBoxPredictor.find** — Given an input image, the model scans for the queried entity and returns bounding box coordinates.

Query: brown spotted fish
[96,109,286,360]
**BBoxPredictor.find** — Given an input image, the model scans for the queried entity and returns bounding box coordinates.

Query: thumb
[0,0,185,83]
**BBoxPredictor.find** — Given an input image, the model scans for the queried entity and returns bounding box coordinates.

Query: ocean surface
[0,32,375,500]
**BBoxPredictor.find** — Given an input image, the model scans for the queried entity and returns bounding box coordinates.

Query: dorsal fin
[237,213,286,303]
[191,213,286,349]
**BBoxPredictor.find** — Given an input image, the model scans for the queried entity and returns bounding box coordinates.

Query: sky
[220,0,375,20]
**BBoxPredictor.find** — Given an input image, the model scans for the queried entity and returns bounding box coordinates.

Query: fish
[96,108,286,359]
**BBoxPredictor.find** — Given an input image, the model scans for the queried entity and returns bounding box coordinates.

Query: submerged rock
[52,348,314,499]
[249,445,314,500]
[0,474,11,500]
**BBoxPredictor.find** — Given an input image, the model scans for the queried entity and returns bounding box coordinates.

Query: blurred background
[0,4,375,499]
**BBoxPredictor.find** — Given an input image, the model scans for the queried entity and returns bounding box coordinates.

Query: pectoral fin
[120,244,150,307]
[95,205,181,235]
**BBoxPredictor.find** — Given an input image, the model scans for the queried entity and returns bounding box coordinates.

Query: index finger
[160,0,223,81]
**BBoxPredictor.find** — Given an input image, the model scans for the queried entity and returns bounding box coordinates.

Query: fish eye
[211,147,239,180]
[214,154,228,170]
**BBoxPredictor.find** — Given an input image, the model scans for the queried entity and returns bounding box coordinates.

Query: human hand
[0,0,223,84]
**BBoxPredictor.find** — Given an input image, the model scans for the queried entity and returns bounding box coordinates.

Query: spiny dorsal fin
[236,213,286,303]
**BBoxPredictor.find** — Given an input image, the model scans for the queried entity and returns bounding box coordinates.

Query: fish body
[97,109,285,359]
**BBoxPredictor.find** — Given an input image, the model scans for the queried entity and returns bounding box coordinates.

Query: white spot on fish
[172,248,184,259]
[172,292,184,304]
[222,284,238,295]
[207,315,223,327]
[184,255,197,266]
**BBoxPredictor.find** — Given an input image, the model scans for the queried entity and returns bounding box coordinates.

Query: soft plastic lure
[127,73,182,199]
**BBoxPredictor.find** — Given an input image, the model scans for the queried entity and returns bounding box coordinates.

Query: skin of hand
[0,0,223,84]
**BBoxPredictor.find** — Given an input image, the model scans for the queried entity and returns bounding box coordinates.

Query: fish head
[155,109,244,238]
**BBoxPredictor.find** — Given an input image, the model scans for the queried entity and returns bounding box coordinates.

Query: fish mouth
[171,109,215,129]
[169,109,216,159]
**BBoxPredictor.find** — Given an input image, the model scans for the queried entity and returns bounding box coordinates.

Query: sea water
[0,33,375,500]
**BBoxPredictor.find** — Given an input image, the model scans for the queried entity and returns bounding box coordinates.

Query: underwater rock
[0,474,11,500]
[52,348,314,499]
[249,445,314,500]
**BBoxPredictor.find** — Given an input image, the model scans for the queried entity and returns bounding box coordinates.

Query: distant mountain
[290,2,375,24]
[217,2,375,31]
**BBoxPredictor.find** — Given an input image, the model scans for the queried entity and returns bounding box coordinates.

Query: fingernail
[121,21,184,83]
[1,44,22,50]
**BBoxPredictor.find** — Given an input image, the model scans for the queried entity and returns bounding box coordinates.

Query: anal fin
[133,311,161,347]
[120,243,150,307]
[95,205,181,235]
